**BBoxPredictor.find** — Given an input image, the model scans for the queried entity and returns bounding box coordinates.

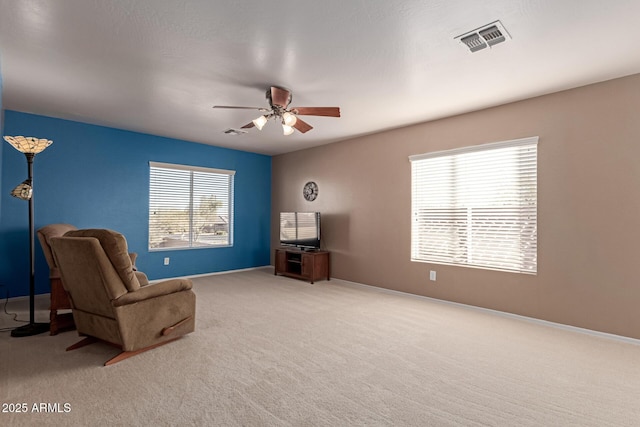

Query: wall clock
[303,181,318,201]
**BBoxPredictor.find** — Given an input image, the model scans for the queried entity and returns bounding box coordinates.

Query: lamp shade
[282,111,297,126]
[252,116,268,131]
[11,179,33,201]
[282,124,294,136]
[3,136,53,154]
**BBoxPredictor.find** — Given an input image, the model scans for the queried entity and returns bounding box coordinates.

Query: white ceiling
[1,0,640,156]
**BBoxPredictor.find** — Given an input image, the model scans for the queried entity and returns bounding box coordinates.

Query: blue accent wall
[0,111,271,297]
[0,57,4,219]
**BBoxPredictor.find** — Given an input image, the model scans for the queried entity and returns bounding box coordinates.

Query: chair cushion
[64,229,141,292]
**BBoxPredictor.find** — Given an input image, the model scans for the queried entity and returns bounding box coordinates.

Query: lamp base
[10,322,50,337]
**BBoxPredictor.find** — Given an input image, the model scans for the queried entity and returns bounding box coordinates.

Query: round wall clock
[303,181,318,201]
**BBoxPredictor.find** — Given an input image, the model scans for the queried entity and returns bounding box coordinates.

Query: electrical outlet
[163,257,170,266]
[429,270,436,281]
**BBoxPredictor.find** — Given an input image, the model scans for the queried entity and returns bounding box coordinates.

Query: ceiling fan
[213,86,340,135]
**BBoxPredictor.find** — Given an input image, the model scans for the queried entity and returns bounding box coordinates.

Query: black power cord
[0,288,28,333]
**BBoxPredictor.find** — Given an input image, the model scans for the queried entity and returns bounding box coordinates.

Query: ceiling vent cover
[455,20,510,52]
[460,33,486,52]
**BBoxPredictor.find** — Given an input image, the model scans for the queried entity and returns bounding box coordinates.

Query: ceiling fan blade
[293,118,313,133]
[291,107,340,117]
[240,122,255,129]
[270,87,292,108]
[213,105,268,111]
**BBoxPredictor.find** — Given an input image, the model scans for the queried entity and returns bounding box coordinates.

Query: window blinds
[149,162,235,250]
[409,137,538,274]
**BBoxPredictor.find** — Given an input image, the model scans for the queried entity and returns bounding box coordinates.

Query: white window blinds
[409,137,538,274]
[149,162,235,250]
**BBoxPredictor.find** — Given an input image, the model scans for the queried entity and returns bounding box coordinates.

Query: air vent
[479,25,506,46]
[455,20,510,52]
[223,128,248,136]
[460,33,486,53]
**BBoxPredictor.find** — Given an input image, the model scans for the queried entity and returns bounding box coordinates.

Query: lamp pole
[26,153,36,326]
[11,152,49,337]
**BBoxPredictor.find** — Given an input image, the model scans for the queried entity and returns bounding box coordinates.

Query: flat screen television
[279,212,321,250]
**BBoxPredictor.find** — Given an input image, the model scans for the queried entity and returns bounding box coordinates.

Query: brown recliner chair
[50,229,196,366]
[37,224,149,335]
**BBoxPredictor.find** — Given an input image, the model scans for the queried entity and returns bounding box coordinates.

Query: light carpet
[1,268,639,426]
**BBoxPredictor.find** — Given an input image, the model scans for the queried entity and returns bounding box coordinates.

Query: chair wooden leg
[50,309,59,335]
[66,336,98,351]
[104,338,180,366]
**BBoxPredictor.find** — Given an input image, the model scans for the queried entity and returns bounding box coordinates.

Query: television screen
[280,212,321,249]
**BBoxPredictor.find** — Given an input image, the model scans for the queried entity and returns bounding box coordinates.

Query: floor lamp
[4,135,53,337]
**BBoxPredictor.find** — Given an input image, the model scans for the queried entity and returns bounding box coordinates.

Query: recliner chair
[50,229,196,365]
[37,223,150,334]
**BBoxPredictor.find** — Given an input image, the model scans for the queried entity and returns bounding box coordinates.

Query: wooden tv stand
[274,248,330,284]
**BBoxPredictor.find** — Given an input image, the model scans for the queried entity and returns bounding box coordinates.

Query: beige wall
[272,73,640,340]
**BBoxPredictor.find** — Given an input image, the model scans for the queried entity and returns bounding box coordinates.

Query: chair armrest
[112,279,193,307]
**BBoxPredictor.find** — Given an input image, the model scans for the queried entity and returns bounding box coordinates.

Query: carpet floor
[1,268,639,426]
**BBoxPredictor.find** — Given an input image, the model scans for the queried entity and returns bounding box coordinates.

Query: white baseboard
[4,266,272,302]
[149,265,271,283]
[10,266,639,347]
[334,278,640,347]
[161,266,640,346]
[3,293,50,304]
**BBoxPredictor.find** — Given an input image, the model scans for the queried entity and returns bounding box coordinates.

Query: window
[149,162,234,250]
[409,137,538,274]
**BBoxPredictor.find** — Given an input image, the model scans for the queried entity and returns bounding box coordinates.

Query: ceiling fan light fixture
[252,115,268,130]
[282,124,294,136]
[214,86,340,136]
[282,111,297,126]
